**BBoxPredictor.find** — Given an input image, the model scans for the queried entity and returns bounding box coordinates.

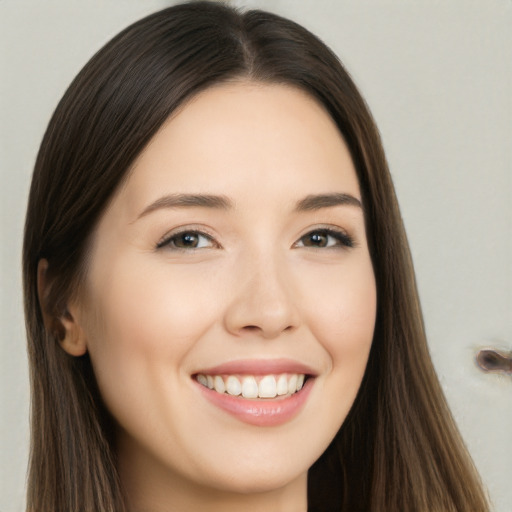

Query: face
[71,82,376,505]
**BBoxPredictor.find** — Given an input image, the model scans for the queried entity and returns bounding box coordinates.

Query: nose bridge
[224,243,299,339]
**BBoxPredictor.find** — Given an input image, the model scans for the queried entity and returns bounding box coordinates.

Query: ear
[37,259,88,357]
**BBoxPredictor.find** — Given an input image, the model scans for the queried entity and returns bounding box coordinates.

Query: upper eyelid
[294,226,356,248]
[156,226,220,249]
[155,223,355,248]
[297,224,352,239]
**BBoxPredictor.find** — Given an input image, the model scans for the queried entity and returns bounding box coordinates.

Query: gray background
[1,1,511,511]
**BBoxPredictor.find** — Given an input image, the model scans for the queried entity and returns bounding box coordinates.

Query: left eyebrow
[294,193,362,212]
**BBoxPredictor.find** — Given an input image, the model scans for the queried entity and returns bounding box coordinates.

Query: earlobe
[37,259,88,357]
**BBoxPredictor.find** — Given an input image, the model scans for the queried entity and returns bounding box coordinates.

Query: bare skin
[60,82,377,511]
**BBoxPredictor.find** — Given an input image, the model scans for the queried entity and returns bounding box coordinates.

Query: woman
[23,2,489,510]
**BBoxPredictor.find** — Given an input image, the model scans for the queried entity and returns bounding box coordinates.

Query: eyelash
[294,227,354,249]
[156,229,218,250]
[156,227,354,251]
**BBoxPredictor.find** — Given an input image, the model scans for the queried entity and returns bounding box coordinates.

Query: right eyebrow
[136,193,233,220]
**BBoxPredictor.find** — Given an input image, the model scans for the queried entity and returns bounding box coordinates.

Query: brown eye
[157,231,216,250]
[303,232,329,247]
[296,229,354,249]
[174,233,201,248]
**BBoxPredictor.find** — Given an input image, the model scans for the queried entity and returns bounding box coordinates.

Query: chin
[192,448,312,496]
[206,467,306,495]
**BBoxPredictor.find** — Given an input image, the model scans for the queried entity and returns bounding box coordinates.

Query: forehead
[118,81,360,215]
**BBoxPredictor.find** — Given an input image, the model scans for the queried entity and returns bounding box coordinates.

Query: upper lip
[193,358,317,377]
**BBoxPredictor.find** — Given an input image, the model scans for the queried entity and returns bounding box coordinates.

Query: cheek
[302,255,376,343]
[88,254,219,347]
[82,256,221,413]
[299,255,376,392]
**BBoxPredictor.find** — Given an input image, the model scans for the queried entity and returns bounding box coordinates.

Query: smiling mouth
[194,373,308,400]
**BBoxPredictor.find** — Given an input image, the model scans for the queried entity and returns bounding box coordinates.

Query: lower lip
[195,378,314,427]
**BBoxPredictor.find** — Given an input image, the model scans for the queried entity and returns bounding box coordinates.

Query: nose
[223,254,300,340]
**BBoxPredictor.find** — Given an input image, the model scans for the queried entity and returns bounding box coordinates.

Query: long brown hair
[23,2,489,510]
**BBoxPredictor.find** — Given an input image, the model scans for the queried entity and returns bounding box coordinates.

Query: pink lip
[194,379,314,428]
[194,358,317,376]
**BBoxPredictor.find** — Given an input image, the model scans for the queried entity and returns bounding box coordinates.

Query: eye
[156,230,217,250]
[295,228,354,249]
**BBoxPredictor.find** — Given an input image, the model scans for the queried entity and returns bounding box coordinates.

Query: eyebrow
[294,193,362,211]
[137,191,362,220]
[137,193,233,219]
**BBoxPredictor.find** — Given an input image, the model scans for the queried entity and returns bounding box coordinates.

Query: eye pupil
[307,232,327,247]
[177,233,198,247]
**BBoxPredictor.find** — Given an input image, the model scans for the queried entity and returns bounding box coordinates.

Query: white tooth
[226,376,242,396]
[288,374,298,394]
[276,374,288,395]
[296,374,305,391]
[214,376,225,393]
[258,375,277,398]
[197,374,208,387]
[206,375,214,389]
[241,376,258,398]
